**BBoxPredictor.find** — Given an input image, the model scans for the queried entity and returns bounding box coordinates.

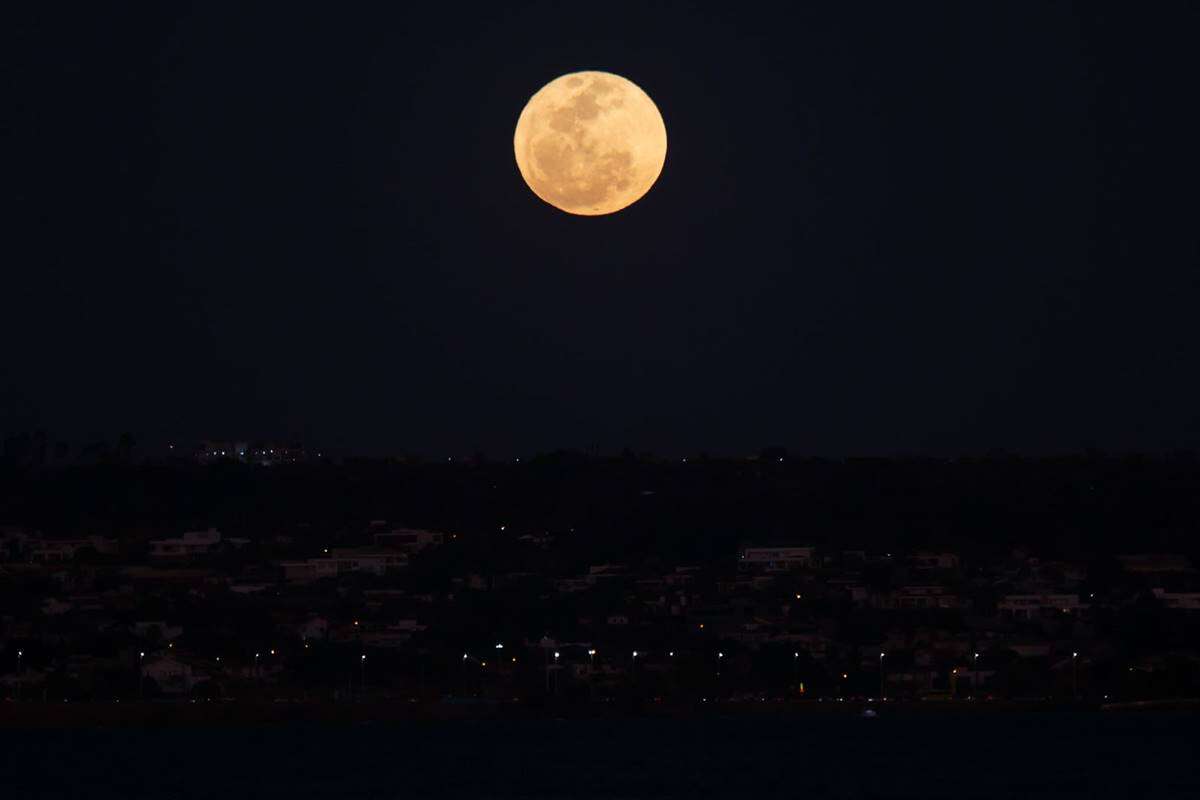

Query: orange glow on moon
[514,71,667,216]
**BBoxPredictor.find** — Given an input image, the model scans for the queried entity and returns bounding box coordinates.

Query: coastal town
[3,442,1198,711]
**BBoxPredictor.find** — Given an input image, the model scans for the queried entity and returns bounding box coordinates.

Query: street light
[879,652,886,700]
[139,651,146,699]
[361,654,367,693]
[1072,652,1079,700]
[16,650,23,702]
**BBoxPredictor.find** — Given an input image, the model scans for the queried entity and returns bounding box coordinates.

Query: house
[738,546,815,572]
[998,594,1088,619]
[363,622,426,648]
[281,549,408,582]
[281,558,339,583]
[1118,554,1194,574]
[131,621,184,641]
[771,632,831,659]
[0,526,38,559]
[889,585,960,610]
[910,552,960,570]
[1009,643,1052,658]
[663,566,701,586]
[517,533,554,548]
[142,656,206,694]
[825,578,869,607]
[1151,588,1200,610]
[148,528,221,558]
[587,564,630,583]
[42,597,72,616]
[228,582,269,594]
[555,577,591,593]
[120,566,217,587]
[372,527,445,553]
[329,548,408,576]
[296,616,329,641]
[29,536,118,563]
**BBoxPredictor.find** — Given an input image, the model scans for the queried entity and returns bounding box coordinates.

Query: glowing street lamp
[879,652,886,700]
[16,650,23,702]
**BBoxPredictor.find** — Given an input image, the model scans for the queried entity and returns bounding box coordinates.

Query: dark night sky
[7,2,1199,457]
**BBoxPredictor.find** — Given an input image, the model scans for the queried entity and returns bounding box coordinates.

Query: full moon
[514,71,667,216]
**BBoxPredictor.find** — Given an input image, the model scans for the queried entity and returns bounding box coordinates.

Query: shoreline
[2,698,1197,728]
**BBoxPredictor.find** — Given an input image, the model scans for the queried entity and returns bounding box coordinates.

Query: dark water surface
[2,714,1196,799]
